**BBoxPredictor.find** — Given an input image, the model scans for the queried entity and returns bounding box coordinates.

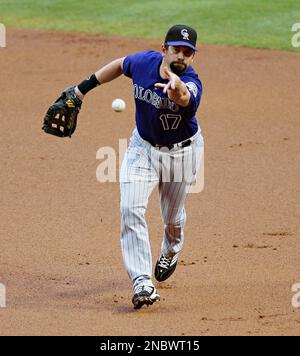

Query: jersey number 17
[159,114,182,130]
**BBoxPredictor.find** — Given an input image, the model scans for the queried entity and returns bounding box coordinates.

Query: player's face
[162,45,195,75]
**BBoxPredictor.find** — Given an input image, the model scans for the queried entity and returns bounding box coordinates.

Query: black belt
[150,138,192,150]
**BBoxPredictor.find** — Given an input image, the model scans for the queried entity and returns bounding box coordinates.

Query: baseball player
[43,24,204,309]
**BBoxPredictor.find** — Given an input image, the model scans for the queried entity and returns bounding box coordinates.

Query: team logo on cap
[181,29,190,40]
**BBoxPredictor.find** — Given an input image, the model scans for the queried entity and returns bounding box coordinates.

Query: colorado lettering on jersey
[133,84,179,113]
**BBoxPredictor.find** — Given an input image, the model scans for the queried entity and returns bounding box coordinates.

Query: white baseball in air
[112,98,126,112]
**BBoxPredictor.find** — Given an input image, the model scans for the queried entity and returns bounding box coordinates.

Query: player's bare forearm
[75,57,125,99]
[95,57,125,84]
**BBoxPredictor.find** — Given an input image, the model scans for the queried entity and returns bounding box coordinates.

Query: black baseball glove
[42,86,82,138]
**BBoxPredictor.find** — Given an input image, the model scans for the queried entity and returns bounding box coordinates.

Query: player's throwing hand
[155,66,179,93]
[155,66,191,107]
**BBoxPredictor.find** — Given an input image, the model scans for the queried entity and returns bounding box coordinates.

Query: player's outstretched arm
[75,57,126,100]
[42,57,125,138]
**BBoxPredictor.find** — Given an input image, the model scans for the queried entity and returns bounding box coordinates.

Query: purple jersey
[123,50,202,145]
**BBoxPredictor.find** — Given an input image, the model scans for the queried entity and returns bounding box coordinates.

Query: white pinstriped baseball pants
[120,128,204,291]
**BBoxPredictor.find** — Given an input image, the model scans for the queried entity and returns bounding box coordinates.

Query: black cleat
[132,286,160,309]
[155,253,179,282]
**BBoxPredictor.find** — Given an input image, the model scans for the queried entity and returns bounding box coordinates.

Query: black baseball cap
[165,24,198,51]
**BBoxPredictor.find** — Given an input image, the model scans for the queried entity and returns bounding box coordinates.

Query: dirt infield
[0,29,299,336]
